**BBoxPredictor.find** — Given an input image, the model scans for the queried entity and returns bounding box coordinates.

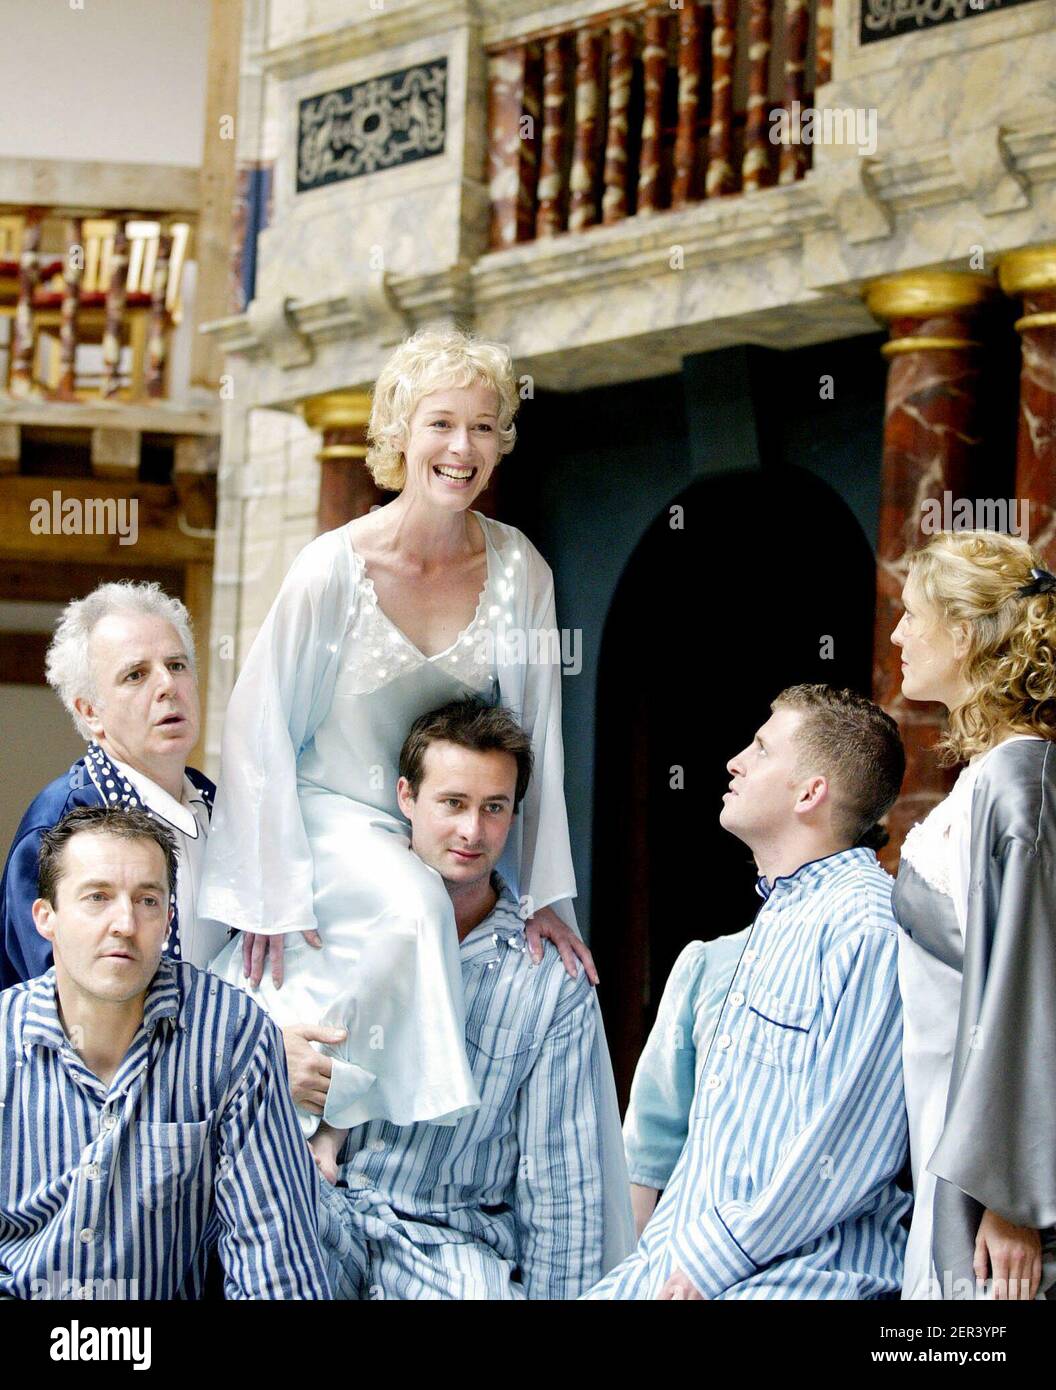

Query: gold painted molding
[998,244,1056,299]
[881,336,981,358]
[1014,310,1056,333]
[864,271,995,323]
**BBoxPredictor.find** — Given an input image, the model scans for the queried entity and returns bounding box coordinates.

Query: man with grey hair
[0,581,219,988]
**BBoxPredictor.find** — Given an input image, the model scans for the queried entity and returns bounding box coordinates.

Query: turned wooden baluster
[602,18,636,224]
[9,209,42,398]
[146,231,173,399]
[742,0,773,191]
[705,0,738,198]
[56,217,84,398]
[815,0,833,86]
[569,27,603,233]
[637,7,669,215]
[536,36,569,237]
[672,2,703,209]
[779,0,810,185]
[488,46,541,249]
[101,221,130,399]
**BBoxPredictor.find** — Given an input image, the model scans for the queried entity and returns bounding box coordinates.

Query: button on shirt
[589,848,911,1301]
[0,959,330,1300]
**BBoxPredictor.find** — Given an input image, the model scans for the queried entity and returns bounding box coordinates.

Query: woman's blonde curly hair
[907,528,1056,764]
[366,326,520,491]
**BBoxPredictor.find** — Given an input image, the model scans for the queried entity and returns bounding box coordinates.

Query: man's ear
[795,775,829,816]
[32,897,57,943]
[73,693,104,739]
[395,775,415,819]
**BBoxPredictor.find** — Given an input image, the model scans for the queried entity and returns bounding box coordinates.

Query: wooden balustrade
[485,0,827,249]
[0,206,191,402]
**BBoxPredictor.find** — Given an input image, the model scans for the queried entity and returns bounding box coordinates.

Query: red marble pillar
[536,36,569,237]
[8,208,42,398]
[569,27,603,233]
[101,221,130,399]
[55,217,83,399]
[637,8,670,215]
[302,392,383,535]
[741,0,773,192]
[705,0,738,198]
[779,0,810,185]
[999,245,1056,571]
[815,0,833,86]
[146,231,173,399]
[602,18,636,224]
[672,2,703,209]
[487,45,542,249]
[864,272,995,860]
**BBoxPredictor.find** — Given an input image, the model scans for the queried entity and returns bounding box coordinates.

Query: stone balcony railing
[485,0,832,250]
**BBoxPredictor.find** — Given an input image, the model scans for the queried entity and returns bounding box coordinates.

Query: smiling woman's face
[890,576,968,709]
[401,382,501,511]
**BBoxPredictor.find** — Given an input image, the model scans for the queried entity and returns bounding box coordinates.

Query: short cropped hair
[772,684,905,850]
[46,581,197,740]
[399,699,534,810]
[366,325,520,491]
[37,806,178,907]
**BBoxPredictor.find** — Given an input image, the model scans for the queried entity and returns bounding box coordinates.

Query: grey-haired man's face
[75,613,200,769]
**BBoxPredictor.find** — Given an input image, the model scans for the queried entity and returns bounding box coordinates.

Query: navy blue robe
[0,745,215,990]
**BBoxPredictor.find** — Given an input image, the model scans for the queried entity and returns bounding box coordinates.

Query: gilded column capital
[997,245,1056,333]
[863,270,995,325]
[300,390,372,461]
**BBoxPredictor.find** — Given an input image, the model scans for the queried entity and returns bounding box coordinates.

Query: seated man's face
[720,706,811,846]
[32,831,171,1004]
[76,613,201,767]
[397,741,518,890]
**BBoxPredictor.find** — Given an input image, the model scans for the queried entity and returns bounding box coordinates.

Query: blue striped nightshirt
[0,959,330,1299]
[588,848,911,1300]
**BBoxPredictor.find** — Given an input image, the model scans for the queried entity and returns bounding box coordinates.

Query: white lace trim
[337,548,499,697]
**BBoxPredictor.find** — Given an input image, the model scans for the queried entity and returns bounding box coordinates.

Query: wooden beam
[0,475,213,564]
[90,426,140,480]
[193,0,244,390]
[0,631,50,685]
[0,557,183,603]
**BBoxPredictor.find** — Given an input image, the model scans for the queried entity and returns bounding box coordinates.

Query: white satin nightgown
[201,514,580,1137]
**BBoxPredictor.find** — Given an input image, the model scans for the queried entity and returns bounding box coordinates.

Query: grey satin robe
[894,737,1056,1297]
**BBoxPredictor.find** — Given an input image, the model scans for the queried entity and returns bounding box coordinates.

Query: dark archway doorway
[591,467,877,1108]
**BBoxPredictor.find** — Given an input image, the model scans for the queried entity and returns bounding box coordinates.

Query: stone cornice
[260,0,483,80]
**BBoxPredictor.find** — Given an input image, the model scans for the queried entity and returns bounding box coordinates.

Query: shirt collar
[22,957,183,1056]
[110,758,203,839]
[755,846,876,901]
[459,875,529,963]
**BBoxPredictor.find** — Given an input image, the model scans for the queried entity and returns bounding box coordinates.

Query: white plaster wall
[0,0,210,166]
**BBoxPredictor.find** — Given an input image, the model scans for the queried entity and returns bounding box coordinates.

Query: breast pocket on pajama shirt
[740,990,818,1071]
[133,1118,212,1210]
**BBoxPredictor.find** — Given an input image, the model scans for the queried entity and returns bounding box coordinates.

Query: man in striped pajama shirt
[589,684,912,1300]
[312,699,631,1298]
[0,805,330,1300]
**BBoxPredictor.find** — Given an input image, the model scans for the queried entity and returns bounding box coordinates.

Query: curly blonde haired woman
[200,327,596,1135]
[891,529,1056,1301]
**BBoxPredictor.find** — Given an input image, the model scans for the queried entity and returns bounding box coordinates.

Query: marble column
[487,45,542,249]
[637,7,669,215]
[301,392,382,535]
[705,0,737,199]
[998,245,1056,570]
[863,271,995,857]
[9,209,42,399]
